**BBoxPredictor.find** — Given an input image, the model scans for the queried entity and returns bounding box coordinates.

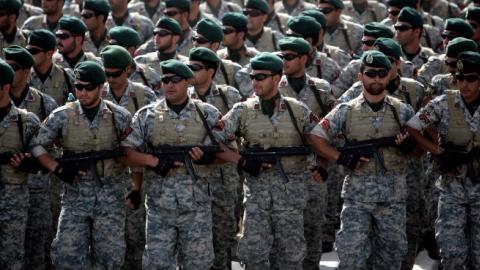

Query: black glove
[311,165,328,181]
[126,190,142,210]
[437,151,468,173]
[336,152,361,171]
[395,136,417,154]
[151,158,175,177]
[193,151,216,165]
[53,163,80,184]
[237,156,263,177]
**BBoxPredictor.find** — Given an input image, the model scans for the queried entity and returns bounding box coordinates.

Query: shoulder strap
[194,102,218,145]
[217,87,230,110]
[17,112,26,151]
[341,26,353,52]
[423,29,433,49]
[138,69,150,88]
[219,63,230,86]
[39,93,47,120]
[309,85,327,117]
[61,67,74,97]
[385,98,404,132]
[283,99,308,146]
[104,101,122,146]
[271,31,277,51]
[274,15,285,35]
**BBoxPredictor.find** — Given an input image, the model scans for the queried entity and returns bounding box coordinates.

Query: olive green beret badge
[457,60,463,71]
[366,54,374,64]
[75,70,81,80]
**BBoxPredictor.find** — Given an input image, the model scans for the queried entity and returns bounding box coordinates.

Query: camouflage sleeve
[121,106,154,150]
[112,105,133,137]
[213,102,246,142]
[414,81,427,110]
[225,86,243,108]
[298,102,320,134]
[24,112,41,146]
[417,56,441,86]
[332,60,359,97]
[398,102,415,124]
[324,57,341,83]
[199,102,225,144]
[406,94,447,131]
[143,86,158,105]
[139,15,155,41]
[272,30,284,50]
[338,82,362,103]
[29,108,69,156]
[234,65,254,99]
[133,55,148,65]
[310,103,349,141]
[41,92,59,116]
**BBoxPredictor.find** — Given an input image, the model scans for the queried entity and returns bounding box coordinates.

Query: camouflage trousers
[303,180,327,270]
[322,164,345,244]
[436,176,480,269]
[0,183,29,270]
[122,187,146,270]
[51,181,127,269]
[142,176,214,270]
[46,175,63,269]
[239,171,307,270]
[336,199,407,270]
[211,165,239,270]
[24,173,52,270]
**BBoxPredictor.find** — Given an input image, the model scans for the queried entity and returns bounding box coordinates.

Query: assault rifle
[240,146,313,182]
[337,136,397,173]
[439,143,480,183]
[0,152,12,164]
[148,145,220,180]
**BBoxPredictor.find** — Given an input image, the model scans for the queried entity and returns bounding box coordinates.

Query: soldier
[199,0,242,21]
[277,37,335,270]
[212,52,322,270]
[187,47,242,270]
[273,0,316,16]
[17,0,43,27]
[217,12,260,67]
[243,0,283,53]
[121,59,222,269]
[394,7,436,70]
[264,0,290,35]
[417,19,475,89]
[21,0,64,34]
[0,60,41,270]
[466,7,480,48]
[318,0,363,57]
[309,50,415,269]
[162,0,194,56]
[188,0,215,28]
[134,17,187,76]
[0,0,26,58]
[81,0,111,55]
[107,26,163,94]
[105,0,154,43]
[30,61,132,269]
[421,0,461,21]
[342,0,388,25]
[128,0,164,25]
[405,51,480,270]
[53,16,101,69]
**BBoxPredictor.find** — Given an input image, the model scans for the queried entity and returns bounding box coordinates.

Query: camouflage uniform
[324,20,363,57]
[53,51,101,69]
[29,99,132,269]
[311,94,414,269]
[200,0,242,20]
[265,12,290,36]
[29,63,74,106]
[62,2,81,17]
[178,28,195,57]
[342,1,388,25]
[320,43,352,69]
[83,31,110,56]
[417,54,448,89]
[402,46,436,70]
[188,83,243,270]
[0,28,27,59]
[214,59,242,90]
[245,27,283,54]
[430,73,457,97]
[128,1,165,25]
[306,51,341,84]
[427,0,461,23]
[213,95,319,269]
[122,98,222,270]
[406,90,480,269]
[422,11,444,34]
[129,62,163,95]
[273,0,316,16]
[105,12,154,43]
[217,46,260,67]
[134,52,188,77]
[17,3,43,29]
[101,81,157,114]
[21,15,62,34]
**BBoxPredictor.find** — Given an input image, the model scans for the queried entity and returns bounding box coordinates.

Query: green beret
[363,22,394,39]
[245,0,269,14]
[250,52,283,72]
[58,16,87,35]
[318,0,344,9]
[373,38,402,59]
[83,0,110,14]
[456,51,480,74]
[279,37,310,55]
[361,50,392,70]
[221,12,248,29]
[161,59,194,78]
[444,18,474,39]
[195,18,223,43]
[156,16,182,35]
[4,45,35,69]
[74,61,106,85]
[108,26,142,47]
[397,7,423,29]
[28,29,56,51]
[386,0,417,8]
[165,0,190,11]
[0,60,14,85]
[300,9,327,28]
[466,7,480,23]
[446,37,478,58]
[0,0,22,13]
[189,47,221,63]
[287,15,321,37]
[100,45,132,70]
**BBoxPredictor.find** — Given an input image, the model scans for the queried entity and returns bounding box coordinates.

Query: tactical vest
[248,27,277,53]
[23,88,47,120]
[390,78,419,111]
[345,96,406,175]
[242,97,307,171]
[35,65,70,106]
[61,101,125,178]
[204,86,230,115]
[102,82,146,115]
[0,107,29,184]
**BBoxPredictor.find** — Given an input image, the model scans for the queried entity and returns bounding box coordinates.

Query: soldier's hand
[13,153,45,173]
[237,156,264,177]
[310,165,328,182]
[53,163,80,184]
[395,132,416,154]
[126,190,142,210]
[190,147,216,165]
[336,153,368,171]
[151,158,175,177]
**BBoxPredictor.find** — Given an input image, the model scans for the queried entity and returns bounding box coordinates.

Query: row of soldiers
[0,0,480,269]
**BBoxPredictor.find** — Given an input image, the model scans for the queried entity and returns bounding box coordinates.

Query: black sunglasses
[187,63,207,72]
[388,9,400,16]
[9,63,23,71]
[455,73,480,83]
[222,27,236,35]
[242,9,263,17]
[363,69,389,78]
[105,70,124,78]
[81,12,96,19]
[362,39,376,46]
[319,7,335,15]
[192,35,210,44]
[154,29,172,37]
[26,47,45,55]
[75,83,98,91]
[394,24,412,32]
[444,60,457,68]
[161,75,185,84]
[249,73,277,81]
[56,32,74,40]
[164,10,180,17]
[441,32,458,40]
[280,53,301,61]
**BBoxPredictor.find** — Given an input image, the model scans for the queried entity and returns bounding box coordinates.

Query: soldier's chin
[365,85,385,96]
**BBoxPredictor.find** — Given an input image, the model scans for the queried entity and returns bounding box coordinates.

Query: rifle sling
[283,99,308,146]
[194,102,218,145]
[309,85,327,117]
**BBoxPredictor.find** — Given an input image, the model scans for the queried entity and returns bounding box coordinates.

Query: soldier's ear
[357,72,363,81]
[211,42,220,51]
